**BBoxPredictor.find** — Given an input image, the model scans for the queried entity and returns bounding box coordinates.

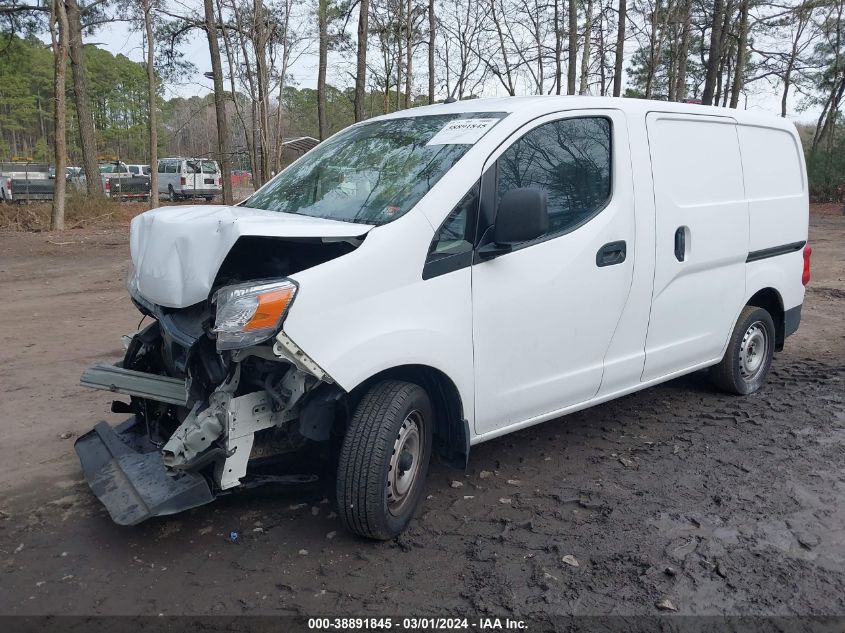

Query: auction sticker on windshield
[426,117,501,146]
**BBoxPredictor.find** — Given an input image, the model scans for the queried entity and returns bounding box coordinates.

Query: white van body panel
[284,209,477,431]
[738,124,808,255]
[642,113,750,381]
[470,109,636,434]
[596,110,657,398]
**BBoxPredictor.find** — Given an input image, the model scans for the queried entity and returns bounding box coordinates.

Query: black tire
[168,186,177,202]
[205,196,213,202]
[710,305,776,395]
[336,380,433,540]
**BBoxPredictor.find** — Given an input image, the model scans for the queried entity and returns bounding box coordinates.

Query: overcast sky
[89,17,820,125]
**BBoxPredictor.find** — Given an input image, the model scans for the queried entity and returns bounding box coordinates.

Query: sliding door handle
[674,227,686,262]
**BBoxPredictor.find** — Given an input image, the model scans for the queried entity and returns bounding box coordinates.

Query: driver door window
[496,117,612,242]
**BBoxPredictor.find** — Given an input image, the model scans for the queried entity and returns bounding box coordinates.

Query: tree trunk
[613,0,626,96]
[66,0,102,195]
[396,0,403,108]
[50,0,69,230]
[554,0,562,94]
[142,0,158,209]
[579,0,593,95]
[567,0,577,94]
[254,0,271,184]
[404,0,412,108]
[702,0,724,105]
[729,0,748,108]
[644,0,659,98]
[317,0,328,139]
[428,0,435,103]
[355,0,370,120]
[675,0,692,101]
[204,0,233,204]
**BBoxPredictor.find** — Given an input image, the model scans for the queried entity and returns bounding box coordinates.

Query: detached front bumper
[74,417,214,525]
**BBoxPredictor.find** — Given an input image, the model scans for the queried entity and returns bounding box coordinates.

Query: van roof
[376,96,796,131]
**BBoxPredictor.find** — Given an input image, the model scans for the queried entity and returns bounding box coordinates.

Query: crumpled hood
[130,205,373,308]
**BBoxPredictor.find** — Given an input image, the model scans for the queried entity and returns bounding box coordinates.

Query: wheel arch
[349,364,470,470]
[746,287,785,350]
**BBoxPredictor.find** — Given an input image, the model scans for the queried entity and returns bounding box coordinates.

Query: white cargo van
[157,157,222,201]
[76,97,809,539]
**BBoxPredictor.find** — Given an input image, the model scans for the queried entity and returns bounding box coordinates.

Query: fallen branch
[68,211,114,229]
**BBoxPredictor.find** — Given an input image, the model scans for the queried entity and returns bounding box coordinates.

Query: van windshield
[243,113,506,225]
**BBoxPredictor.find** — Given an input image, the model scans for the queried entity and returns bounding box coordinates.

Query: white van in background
[157,157,222,201]
[126,164,151,176]
[77,97,810,539]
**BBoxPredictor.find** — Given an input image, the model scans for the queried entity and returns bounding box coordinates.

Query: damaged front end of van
[74,205,371,525]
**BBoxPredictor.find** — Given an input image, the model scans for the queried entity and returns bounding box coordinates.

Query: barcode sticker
[427,118,500,146]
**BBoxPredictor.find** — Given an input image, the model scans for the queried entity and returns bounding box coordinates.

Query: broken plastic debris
[656,598,678,611]
[561,554,580,567]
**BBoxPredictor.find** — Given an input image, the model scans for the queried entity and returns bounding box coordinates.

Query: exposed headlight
[212,279,298,350]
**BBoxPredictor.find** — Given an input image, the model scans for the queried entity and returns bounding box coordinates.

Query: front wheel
[336,380,433,540]
[710,305,776,395]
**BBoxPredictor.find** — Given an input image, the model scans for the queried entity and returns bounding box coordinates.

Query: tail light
[802,244,812,286]
[217,177,222,186]
[180,176,186,186]
[104,179,111,191]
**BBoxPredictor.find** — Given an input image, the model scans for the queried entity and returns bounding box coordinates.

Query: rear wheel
[710,305,775,395]
[336,380,433,540]
[168,186,177,202]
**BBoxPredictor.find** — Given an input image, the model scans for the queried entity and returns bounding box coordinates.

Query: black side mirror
[478,188,548,259]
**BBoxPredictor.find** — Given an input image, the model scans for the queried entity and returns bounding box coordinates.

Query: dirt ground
[0,206,843,618]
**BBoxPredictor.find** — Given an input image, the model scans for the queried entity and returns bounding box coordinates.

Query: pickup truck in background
[73,161,151,201]
[0,162,55,203]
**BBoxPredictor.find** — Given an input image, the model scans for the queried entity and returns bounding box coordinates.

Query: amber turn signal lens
[244,287,296,331]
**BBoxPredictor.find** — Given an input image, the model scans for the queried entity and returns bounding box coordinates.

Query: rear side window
[166,162,178,174]
[496,117,612,239]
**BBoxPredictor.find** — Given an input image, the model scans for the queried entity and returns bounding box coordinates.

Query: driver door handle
[596,240,627,267]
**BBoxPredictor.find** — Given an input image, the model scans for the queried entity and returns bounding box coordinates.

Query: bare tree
[317,0,328,138]
[142,0,158,208]
[204,0,234,204]
[729,0,749,107]
[702,0,725,104]
[355,0,370,119]
[568,0,577,93]
[674,0,692,100]
[613,0,626,95]
[49,0,68,229]
[437,0,487,99]
[580,0,594,94]
[66,0,102,195]
[428,0,434,102]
